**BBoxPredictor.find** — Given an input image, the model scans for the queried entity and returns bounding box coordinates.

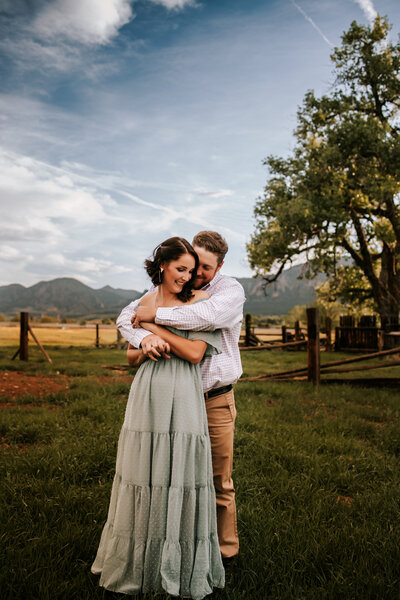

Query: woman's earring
[158,267,164,284]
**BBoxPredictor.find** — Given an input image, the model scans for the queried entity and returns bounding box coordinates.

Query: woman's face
[161,253,196,294]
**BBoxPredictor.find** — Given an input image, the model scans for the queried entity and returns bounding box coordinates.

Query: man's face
[192,245,223,289]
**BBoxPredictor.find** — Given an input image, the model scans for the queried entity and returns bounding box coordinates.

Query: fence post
[95,324,100,348]
[245,314,252,347]
[295,321,301,341]
[307,308,320,385]
[20,312,29,361]
[116,328,122,350]
[325,317,332,352]
[377,330,384,352]
[281,325,287,344]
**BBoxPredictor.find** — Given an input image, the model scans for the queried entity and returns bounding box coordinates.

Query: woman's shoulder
[189,289,209,304]
[139,290,157,306]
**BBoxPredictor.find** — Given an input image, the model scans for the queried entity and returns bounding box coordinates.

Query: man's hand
[131,305,157,328]
[141,334,170,362]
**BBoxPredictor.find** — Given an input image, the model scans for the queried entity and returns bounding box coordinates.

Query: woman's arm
[116,296,154,348]
[141,322,207,365]
[127,343,147,367]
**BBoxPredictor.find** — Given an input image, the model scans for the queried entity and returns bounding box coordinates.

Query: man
[116,231,245,574]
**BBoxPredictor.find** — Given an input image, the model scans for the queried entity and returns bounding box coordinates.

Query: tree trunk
[376,244,400,330]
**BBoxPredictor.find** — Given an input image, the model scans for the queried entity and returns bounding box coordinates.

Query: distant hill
[0,266,323,318]
[239,264,325,315]
[0,278,142,318]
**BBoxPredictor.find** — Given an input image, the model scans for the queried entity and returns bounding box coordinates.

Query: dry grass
[0,325,120,347]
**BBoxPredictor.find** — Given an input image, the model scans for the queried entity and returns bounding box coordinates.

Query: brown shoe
[222,556,236,584]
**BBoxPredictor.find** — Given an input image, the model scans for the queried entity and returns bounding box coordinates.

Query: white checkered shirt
[116,271,245,392]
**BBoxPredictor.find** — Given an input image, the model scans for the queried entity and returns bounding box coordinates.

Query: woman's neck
[156,284,179,307]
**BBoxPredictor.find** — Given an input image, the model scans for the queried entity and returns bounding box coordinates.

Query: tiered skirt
[91,355,225,598]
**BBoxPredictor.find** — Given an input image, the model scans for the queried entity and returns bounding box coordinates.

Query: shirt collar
[203,270,222,290]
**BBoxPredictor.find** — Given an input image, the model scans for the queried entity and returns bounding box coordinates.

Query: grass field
[0,325,119,347]
[1,346,400,599]
[0,325,283,348]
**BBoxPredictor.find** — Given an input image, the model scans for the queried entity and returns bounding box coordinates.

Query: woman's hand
[141,332,170,362]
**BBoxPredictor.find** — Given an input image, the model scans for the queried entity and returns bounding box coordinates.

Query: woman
[91,237,225,599]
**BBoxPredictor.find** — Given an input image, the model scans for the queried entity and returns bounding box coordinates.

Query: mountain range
[0,265,322,318]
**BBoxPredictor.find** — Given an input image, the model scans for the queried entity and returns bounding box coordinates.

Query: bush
[101,318,112,325]
[10,315,20,322]
[250,314,281,328]
[40,315,57,324]
[0,313,6,322]
[80,320,87,326]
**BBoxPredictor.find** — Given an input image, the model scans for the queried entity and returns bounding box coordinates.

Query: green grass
[1,347,400,599]
[0,345,127,376]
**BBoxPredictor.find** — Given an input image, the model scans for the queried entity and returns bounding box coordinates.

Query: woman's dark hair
[145,237,198,302]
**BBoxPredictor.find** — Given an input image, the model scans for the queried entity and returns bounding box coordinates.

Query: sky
[1,0,400,292]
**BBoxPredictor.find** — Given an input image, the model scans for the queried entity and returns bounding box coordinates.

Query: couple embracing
[91,231,245,599]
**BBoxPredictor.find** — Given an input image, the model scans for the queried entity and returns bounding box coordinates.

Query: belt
[204,384,233,400]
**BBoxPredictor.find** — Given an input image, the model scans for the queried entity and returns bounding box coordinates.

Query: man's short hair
[192,231,228,265]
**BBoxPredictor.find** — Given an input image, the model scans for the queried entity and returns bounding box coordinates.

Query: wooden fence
[240,309,400,387]
[11,311,400,387]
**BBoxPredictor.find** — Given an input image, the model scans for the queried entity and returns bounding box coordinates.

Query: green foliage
[250,314,281,327]
[248,16,400,321]
[316,271,375,315]
[282,300,344,328]
[40,315,57,323]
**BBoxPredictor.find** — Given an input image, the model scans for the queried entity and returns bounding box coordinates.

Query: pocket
[227,392,237,422]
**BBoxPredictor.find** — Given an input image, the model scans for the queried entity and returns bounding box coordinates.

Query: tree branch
[341,237,363,269]
[263,261,286,285]
[349,206,380,287]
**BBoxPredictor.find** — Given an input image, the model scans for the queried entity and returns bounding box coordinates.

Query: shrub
[40,315,57,323]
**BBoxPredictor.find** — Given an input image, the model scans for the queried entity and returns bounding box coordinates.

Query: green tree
[248,16,400,327]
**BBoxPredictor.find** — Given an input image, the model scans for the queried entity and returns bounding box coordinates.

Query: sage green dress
[91,327,225,599]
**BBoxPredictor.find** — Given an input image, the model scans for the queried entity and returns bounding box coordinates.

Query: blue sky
[1,0,399,291]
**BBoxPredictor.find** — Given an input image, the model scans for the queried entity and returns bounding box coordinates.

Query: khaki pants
[205,389,239,558]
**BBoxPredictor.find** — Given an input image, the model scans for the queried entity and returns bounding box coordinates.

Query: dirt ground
[0,370,133,403]
[0,371,71,400]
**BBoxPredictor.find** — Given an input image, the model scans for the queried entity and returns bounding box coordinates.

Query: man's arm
[116,297,153,347]
[155,280,245,332]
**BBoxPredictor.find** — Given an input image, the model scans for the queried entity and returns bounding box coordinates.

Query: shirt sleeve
[187,329,223,356]
[155,280,245,331]
[116,297,153,348]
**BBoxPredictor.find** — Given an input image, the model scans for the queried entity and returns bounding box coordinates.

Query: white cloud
[194,188,234,199]
[32,0,134,45]
[0,245,32,262]
[37,254,131,280]
[147,0,198,10]
[353,0,377,23]
[0,37,80,72]
[0,148,118,251]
